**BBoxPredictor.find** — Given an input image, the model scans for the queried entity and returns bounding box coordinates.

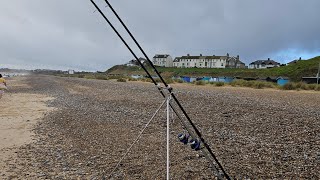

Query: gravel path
[4,75,320,179]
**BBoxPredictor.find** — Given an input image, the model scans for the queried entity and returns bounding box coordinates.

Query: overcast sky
[1,0,319,71]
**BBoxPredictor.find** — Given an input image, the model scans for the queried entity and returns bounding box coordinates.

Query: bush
[307,84,316,90]
[145,78,153,83]
[194,80,206,85]
[165,78,174,84]
[95,74,109,80]
[128,77,138,81]
[174,79,184,83]
[281,82,296,90]
[78,74,85,78]
[230,80,276,89]
[117,78,127,82]
[315,85,320,91]
[215,82,225,86]
[253,81,264,89]
[295,82,308,90]
[108,75,125,80]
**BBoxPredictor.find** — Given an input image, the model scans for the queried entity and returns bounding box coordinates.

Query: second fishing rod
[89,0,230,179]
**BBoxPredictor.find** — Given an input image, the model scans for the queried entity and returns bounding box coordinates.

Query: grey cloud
[0,0,319,71]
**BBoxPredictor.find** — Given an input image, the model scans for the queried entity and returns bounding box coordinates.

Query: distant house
[173,57,180,67]
[249,58,280,69]
[126,60,138,67]
[153,54,173,67]
[68,69,75,74]
[126,57,147,67]
[287,57,302,65]
[225,54,246,68]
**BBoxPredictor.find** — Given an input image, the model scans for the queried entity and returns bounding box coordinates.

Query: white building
[68,69,75,74]
[173,54,227,68]
[125,57,147,67]
[249,58,280,69]
[152,54,173,67]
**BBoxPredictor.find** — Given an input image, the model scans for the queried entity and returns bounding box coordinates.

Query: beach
[0,75,319,179]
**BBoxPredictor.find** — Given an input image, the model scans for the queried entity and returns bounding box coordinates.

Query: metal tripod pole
[166,94,171,180]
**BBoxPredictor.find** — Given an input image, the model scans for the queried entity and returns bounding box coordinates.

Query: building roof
[249,60,280,65]
[173,57,181,62]
[287,59,302,65]
[179,55,227,59]
[153,54,170,58]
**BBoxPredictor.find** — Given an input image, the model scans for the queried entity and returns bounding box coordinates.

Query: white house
[249,58,280,69]
[152,54,173,67]
[68,69,75,74]
[173,54,227,68]
[125,57,147,67]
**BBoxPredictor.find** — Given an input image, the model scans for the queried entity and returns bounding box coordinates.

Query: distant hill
[106,56,320,82]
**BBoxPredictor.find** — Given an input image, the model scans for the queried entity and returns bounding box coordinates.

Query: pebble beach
[1,75,319,179]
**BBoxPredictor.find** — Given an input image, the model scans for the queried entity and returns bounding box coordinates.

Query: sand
[0,77,54,176]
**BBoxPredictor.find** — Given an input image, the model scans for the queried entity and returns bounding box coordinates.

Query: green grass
[230,80,277,89]
[280,82,320,91]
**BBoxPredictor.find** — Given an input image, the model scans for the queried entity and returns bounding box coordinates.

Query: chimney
[200,54,202,56]
[227,53,229,57]
[237,55,239,59]
[187,54,190,56]
[268,58,270,60]
[299,57,302,60]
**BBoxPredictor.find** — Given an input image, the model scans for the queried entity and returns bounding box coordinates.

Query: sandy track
[0,77,54,177]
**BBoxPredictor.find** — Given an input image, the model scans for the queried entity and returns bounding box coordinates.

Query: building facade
[68,69,75,74]
[249,58,280,69]
[225,54,246,68]
[152,54,173,67]
[173,53,245,69]
[173,54,227,68]
[125,57,147,67]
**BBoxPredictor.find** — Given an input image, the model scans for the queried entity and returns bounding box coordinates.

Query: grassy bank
[106,56,320,82]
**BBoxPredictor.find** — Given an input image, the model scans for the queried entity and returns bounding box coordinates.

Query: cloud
[0,0,319,71]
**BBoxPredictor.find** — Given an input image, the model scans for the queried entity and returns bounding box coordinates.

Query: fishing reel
[178,133,189,144]
[189,139,201,151]
[178,133,201,151]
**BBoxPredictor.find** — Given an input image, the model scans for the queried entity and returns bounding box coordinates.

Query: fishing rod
[101,1,230,179]
[89,0,230,179]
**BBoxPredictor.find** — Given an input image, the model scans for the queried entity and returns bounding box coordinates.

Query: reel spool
[178,133,189,144]
[189,139,201,151]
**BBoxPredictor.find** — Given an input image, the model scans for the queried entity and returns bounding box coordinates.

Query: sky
[0,0,319,71]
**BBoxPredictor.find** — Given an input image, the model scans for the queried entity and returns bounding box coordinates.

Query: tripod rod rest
[156,84,173,92]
